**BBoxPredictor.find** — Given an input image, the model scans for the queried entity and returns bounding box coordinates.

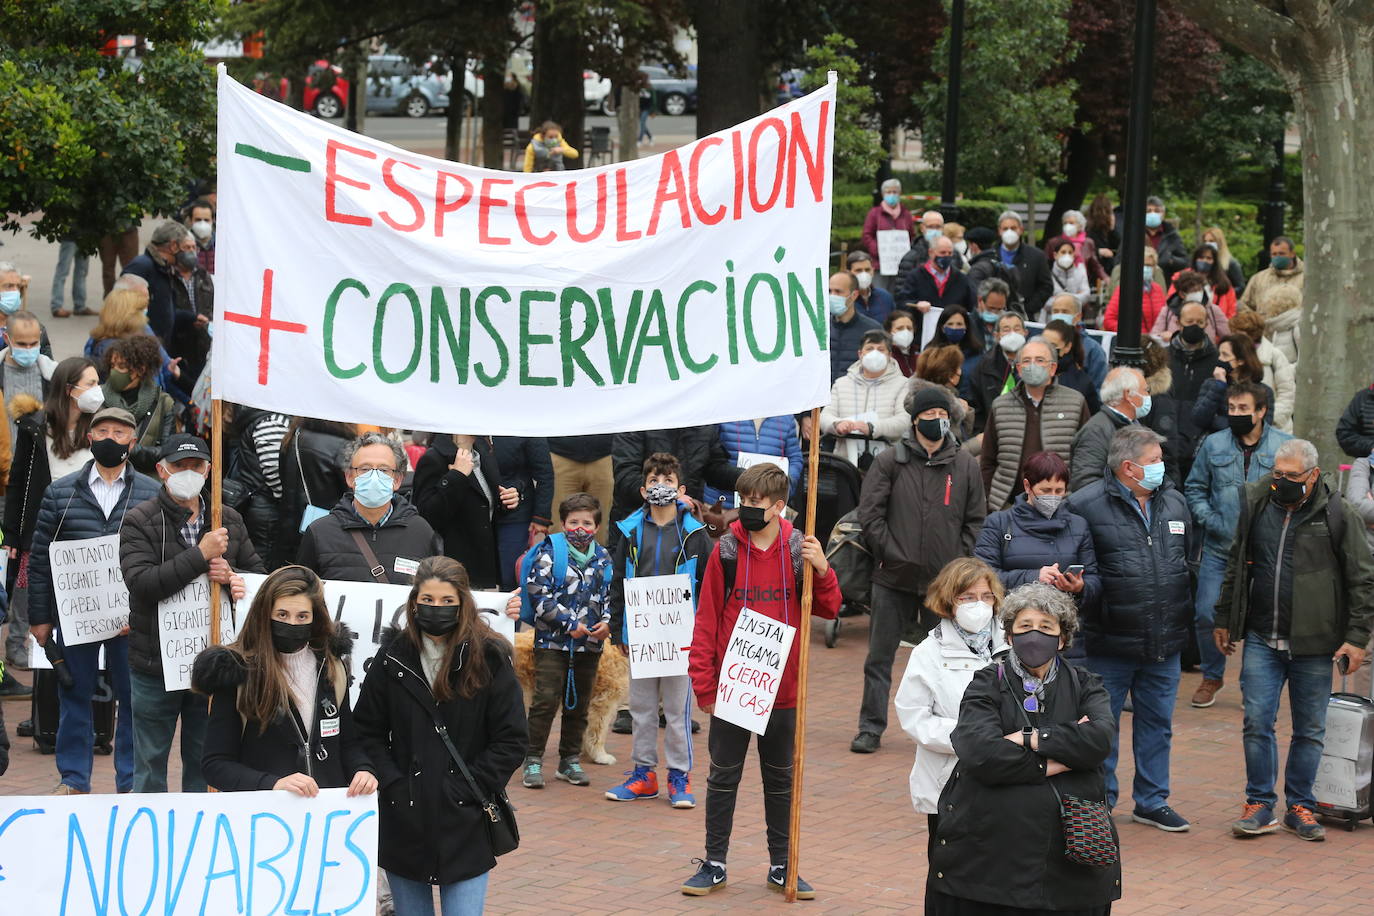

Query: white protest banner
[50,534,128,646]
[624,573,695,679]
[159,575,235,691]
[714,606,797,735]
[238,574,515,705]
[0,788,376,916]
[876,229,908,276]
[213,68,835,436]
[920,305,943,351]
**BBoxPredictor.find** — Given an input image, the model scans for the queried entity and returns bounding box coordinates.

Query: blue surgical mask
[1194,259,1212,273]
[1049,313,1075,326]
[943,326,966,343]
[1136,460,1165,491]
[1145,211,1163,229]
[980,311,999,324]
[1136,393,1153,418]
[828,294,849,317]
[0,291,19,315]
[1271,255,1293,270]
[10,345,39,368]
[1143,266,1154,285]
[925,228,942,245]
[353,469,395,509]
[883,193,899,207]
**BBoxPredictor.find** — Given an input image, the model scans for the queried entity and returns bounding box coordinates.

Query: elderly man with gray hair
[1067,424,1194,834]
[296,432,442,584]
[861,177,915,292]
[995,209,1053,320]
[1068,367,1149,491]
[1214,437,1374,842]
[120,220,194,343]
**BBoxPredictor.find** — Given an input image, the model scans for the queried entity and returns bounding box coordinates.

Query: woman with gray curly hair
[925,582,1120,915]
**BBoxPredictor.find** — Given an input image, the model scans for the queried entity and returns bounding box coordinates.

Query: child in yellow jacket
[523,121,580,173]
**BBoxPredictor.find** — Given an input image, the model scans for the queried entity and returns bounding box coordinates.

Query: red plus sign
[224,268,308,385]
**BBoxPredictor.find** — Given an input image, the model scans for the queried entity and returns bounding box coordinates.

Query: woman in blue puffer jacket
[703,416,803,508]
[972,451,1100,661]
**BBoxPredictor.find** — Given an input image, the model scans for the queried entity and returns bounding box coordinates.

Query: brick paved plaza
[4,614,1371,914]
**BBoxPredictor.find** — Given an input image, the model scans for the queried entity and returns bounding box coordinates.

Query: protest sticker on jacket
[50,535,128,646]
[236,574,515,705]
[213,67,835,436]
[714,606,796,734]
[624,572,695,679]
[0,788,376,916]
[158,575,235,691]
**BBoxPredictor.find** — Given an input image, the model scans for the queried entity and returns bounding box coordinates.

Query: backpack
[518,533,570,626]
[824,510,871,610]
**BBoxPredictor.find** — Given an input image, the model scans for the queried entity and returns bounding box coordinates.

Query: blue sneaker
[667,768,695,808]
[1282,805,1326,841]
[605,766,659,801]
[767,865,815,899]
[1131,805,1190,832]
[681,858,727,896]
[1231,802,1278,837]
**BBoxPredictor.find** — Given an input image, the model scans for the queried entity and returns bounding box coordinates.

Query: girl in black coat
[412,434,519,590]
[192,565,377,796]
[927,583,1119,915]
[353,556,526,914]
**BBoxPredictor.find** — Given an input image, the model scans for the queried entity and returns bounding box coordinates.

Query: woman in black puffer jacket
[973,451,1100,662]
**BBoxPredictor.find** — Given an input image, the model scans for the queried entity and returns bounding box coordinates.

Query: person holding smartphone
[974,451,1101,665]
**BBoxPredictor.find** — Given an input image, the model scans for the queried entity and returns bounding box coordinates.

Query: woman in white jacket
[895,556,1008,855]
[1229,309,1296,432]
[819,328,909,470]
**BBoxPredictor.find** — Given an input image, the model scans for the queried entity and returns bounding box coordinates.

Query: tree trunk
[617,85,640,161]
[352,55,368,136]
[1169,0,1374,467]
[1046,128,1102,233]
[531,2,586,163]
[481,56,506,168]
[692,0,763,137]
[444,51,465,161]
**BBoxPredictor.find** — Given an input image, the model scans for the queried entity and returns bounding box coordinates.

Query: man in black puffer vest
[121,434,265,793]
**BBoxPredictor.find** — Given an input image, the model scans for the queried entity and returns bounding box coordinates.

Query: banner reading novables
[212,68,836,436]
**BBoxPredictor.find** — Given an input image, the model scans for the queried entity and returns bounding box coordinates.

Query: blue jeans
[387,869,489,916]
[129,668,208,793]
[58,636,133,792]
[1193,551,1228,680]
[1084,653,1181,811]
[51,239,89,311]
[1240,636,1330,811]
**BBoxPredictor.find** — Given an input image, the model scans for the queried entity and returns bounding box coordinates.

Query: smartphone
[1066,564,1085,577]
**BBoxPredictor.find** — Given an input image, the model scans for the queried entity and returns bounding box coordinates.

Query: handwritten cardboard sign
[876,229,908,276]
[0,788,377,916]
[713,606,796,735]
[624,573,694,679]
[158,575,235,691]
[50,534,128,646]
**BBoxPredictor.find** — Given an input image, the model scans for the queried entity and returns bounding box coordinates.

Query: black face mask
[1272,476,1308,507]
[1228,413,1256,436]
[916,417,947,443]
[90,437,130,468]
[738,505,771,532]
[270,620,313,654]
[1011,629,1061,668]
[1178,324,1206,346]
[415,603,459,636]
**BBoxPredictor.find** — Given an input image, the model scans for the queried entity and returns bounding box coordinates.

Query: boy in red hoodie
[681,463,841,899]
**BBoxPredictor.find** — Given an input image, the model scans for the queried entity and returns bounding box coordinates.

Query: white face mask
[999,331,1026,354]
[891,328,915,350]
[954,239,968,257]
[190,220,213,241]
[1184,291,1204,303]
[860,350,888,373]
[75,385,105,414]
[1001,228,1021,247]
[954,600,994,633]
[1062,223,1078,238]
[854,270,873,290]
[166,469,206,501]
[1056,253,1075,270]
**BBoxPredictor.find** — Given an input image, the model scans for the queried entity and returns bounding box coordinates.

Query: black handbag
[418,701,520,856]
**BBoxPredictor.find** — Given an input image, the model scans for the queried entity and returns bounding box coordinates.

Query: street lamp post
[1111,0,1157,369]
[1260,132,1286,269]
[938,0,965,224]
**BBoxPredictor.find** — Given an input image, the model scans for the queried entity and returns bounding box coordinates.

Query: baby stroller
[789,450,864,546]
[822,509,872,647]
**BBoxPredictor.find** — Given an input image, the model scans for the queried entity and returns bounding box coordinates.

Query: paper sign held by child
[625,573,695,679]
[714,606,796,735]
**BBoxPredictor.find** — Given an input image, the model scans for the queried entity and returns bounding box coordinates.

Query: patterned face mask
[645,482,678,507]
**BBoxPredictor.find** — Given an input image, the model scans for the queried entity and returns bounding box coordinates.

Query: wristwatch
[1021,726,1034,745]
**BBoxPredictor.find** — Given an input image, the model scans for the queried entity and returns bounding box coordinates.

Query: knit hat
[965,226,997,249]
[906,385,951,419]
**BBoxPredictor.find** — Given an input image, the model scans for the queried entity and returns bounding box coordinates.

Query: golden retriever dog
[512,629,629,765]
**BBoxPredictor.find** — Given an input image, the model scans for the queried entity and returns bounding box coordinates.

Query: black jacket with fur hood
[191,628,374,792]
[352,625,526,884]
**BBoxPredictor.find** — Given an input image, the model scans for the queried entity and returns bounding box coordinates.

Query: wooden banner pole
[209,399,224,646]
[784,405,822,902]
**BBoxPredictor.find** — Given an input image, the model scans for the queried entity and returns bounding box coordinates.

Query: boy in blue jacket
[606,453,713,808]
[522,492,612,789]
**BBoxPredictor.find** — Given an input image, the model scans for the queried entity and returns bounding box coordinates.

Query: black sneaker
[16,718,34,737]
[850,731,880,753]
[767,865,815,900]
[1131,805,1190,832]
[556,758,590,786]
[680,858,727,896]
[612,709,633,734]
[691,719,701,734]
[0,670,32,699]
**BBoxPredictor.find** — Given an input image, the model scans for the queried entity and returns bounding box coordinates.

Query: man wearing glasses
[297,432,441,585]
[980,337,1089,512]
[1215,438,1374,843]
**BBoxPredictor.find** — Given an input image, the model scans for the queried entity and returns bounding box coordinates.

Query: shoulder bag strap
[407,688,488,804]
[294,434,313,506]
[349,529,390,584]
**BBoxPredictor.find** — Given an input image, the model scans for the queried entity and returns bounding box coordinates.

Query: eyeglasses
[350,465,399,476]
[1018,357,1051,367]
[1273,468,1314,482]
